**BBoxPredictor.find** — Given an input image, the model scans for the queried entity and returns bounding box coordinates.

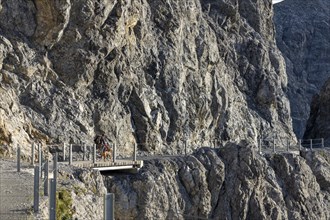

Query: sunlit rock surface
[0,0,295,157]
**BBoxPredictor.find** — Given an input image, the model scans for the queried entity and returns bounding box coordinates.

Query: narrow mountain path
[0,158,34,220]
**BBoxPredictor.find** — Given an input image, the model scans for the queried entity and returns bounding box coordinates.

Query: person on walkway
[94,134,112,161]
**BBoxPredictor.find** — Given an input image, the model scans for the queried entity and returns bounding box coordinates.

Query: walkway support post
[133,143,137,161]
[34,166,39,213]
[322,138,324,148]
[69,144,72,165]
[310,139,313,151]
[31,143,35,166]
[63,143,66,162]
[17,145,21,172]
[49,178,56,220]
[44,160,49,196]
[113,142,116,163]
[104,193,114,220]
[93,144,96,164]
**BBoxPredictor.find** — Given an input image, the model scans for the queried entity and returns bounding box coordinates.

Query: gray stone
[274,0,330,138]
[0,0,295,158]
[103,144,330,219]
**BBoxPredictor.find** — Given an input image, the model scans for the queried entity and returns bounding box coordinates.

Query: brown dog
[101,145,112,162]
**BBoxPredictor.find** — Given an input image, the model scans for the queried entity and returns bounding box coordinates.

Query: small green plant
[318,151,330,163]
[73,185,87,196]
[56,189,74,220]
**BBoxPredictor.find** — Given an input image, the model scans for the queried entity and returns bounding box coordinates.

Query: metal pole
[34,166,39,213]
[53,152,58,183]
[322,138,324,148]
[113,142,116,163]
[259,139,262,154]
[63,143,66,162]
[17,146,21,172]
[44,160,49,196]
[93,144,96,164]
[49,178,56,220]
[69,144,72,165]
[83,143,86,161]
[39,145,42,178]
[133,143,137,161]
[310,139,313,151]
[287,138,290,152]
[185,140,187,156]
[104,193,114,220]
[41,150,44,179]
[31,142,35,166]
[299,139,302,151]
[273,137,276,153]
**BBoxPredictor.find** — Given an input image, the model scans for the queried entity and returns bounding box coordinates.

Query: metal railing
[258,138,325,154]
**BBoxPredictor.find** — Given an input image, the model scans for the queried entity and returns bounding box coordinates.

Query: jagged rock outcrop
[103,144,330,219]
[304,79,330,145]
[0,0,295,157]
[274,0,330,138]
[38,164,107,219]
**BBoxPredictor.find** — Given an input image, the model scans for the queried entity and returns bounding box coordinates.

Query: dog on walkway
[101,144,112,162]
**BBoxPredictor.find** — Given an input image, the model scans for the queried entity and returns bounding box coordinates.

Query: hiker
[94,134,112,161]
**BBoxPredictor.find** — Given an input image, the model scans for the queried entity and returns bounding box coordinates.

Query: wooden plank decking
[59,159,144,171]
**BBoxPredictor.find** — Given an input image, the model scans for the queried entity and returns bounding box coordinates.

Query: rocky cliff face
[304,79,330,146]
[0,0,295,157]
[104,144,330,219]
[274,0,330,138]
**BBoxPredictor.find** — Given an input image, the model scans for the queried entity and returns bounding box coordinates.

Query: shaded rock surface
[104,144,330,220]
[274,0,330,138]
[304,79,330,146]
[0,0,295,158]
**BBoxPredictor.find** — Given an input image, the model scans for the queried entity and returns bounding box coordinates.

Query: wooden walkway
[60,159,144,171]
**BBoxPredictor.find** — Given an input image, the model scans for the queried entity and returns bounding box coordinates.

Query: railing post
[63,143,66,162]
[17,145,21,172]
[39,144,42,178]
[34,166,40,213]
[113,142,117,163]
[133,143,137,161]
[53,152,58,182]
[299,139,302,151]
[49,178,56,220]
[93,144,96,164]
[259,139,262,154]
[44,160,49,196]
[184,140,187,156]
[310,139,313,151]
[83,143,86,161]
[322,138,324,148]
[104,193,115,220]
[69,144,73,165]
[31,142,35,166]
[273,137,276,153]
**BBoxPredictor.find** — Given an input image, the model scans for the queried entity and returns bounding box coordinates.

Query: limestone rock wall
[0,0,295,157]
[304,79,330,146]
[104,144,330,219]
[274,0,330,138]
